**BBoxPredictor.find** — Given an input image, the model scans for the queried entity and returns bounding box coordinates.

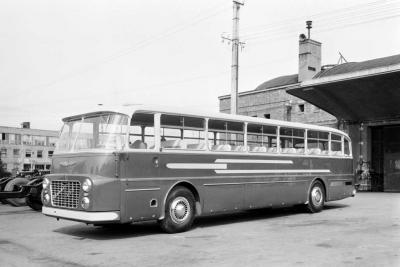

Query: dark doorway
[371,127,384,191]
[371,125,400,192]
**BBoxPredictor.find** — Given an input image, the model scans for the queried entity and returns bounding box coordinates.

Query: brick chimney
[21,122,30,129]
[298,21,321,82]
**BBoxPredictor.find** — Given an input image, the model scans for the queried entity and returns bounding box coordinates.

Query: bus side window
[130,113,155,149]
[280,127,305,154]
[160,115,205,150]
[331,134,342,156]
[307,130,328,155]
[247,124,277,153]
[344,138,351,156]
[208,120,244,152]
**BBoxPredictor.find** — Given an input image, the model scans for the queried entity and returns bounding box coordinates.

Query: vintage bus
[42,106,356,233]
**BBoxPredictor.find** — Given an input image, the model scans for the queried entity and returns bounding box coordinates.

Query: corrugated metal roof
[314,54,400,78]
[254,74,298,91]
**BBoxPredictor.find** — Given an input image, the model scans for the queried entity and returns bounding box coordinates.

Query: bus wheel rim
[170,197,190,224]
[311,187,323,207]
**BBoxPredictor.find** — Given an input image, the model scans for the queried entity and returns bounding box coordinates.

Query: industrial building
[0,122,58,175]
[219,25,400,192]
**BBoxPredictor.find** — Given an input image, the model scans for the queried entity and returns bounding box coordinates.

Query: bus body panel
[119,151,354,222]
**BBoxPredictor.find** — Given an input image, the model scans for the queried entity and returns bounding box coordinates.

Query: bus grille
[51,180,81,209]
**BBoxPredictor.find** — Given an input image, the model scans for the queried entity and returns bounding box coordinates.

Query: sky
[0,0,399,130]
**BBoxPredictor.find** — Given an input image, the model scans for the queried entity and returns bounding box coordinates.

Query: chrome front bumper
[42,207,120,222]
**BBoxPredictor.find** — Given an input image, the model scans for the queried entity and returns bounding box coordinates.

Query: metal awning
[287,64,400,122]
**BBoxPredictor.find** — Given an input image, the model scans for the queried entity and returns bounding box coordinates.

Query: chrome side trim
[166,163,227,170]
[42,207,120,222]
[121,173,353,182]
[215,159,293,164]
[125,187,160,192]
[204,179,308,186]
[215,169,331,174]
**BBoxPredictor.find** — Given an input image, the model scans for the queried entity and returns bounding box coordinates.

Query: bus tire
[306,180,325,213]
[4,178,29,207]
[26,195,43,211]
[160,186,195,233]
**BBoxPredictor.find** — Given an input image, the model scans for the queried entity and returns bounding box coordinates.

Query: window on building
[298,104,305,112]
[37,150,43,158]
[13,149,20,156]
[1,133,5,140]
[23,164,31,171]
[1,147,7,157]
[8,134,15,144]
[45,164,51,170]
[35,164,44,170]
[33,136,46,146]
[25,150,33,158]
[22,135,32,145]
[264,114,271,119]
[48,137,57,147]
[48,151,54,157]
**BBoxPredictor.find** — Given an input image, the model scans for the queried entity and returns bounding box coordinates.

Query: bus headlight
[43,193,50,205]
[42,178,50,189]
[81,197,90,209]
[82,179,92,193]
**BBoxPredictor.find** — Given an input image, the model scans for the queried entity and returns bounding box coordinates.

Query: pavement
[0,192,399,267]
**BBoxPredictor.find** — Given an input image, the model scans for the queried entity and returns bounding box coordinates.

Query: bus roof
[133,105,349,138]
[62,104,349,138]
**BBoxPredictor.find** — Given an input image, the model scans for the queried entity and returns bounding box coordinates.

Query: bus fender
[159,180,201,220]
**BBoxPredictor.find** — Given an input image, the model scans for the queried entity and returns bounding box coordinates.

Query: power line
[241,0,399,40]
[13,2,231,93]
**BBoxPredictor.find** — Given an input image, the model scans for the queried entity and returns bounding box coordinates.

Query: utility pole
[222,1,244,115]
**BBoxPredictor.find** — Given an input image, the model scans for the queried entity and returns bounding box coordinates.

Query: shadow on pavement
[53,202,349,240]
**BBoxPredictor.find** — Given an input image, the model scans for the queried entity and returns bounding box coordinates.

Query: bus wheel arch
[305,177,326,213]
[160,181,201,220]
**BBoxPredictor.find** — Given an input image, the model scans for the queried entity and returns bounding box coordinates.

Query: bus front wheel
[306,181,325,213]
[160,186,195,233]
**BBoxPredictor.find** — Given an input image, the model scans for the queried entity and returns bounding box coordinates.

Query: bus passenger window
[331,134,342,156]
[130,113,155,149]
[307,130,328,155]
[280,128,305,154]
[344,138,351,156]
[160,115,205,150]
[247,124,277,153]
[208,120,244,152]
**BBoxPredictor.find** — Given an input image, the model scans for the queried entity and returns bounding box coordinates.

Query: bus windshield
[55,113,129,153]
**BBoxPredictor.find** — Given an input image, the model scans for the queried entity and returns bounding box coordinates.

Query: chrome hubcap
[311,187,323,207]
[170,197,190,224]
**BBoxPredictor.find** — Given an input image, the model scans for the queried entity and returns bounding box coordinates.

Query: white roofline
[133,105,349,137]
[218,82,300,100]
[301,63,400,87]
[61,104,349,138]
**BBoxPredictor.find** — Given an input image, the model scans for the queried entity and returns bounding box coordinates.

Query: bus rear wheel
[306,181,325,213]
[160,187,195,233]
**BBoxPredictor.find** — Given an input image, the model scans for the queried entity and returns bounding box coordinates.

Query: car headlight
[81,197,90,209]
[42,178,50,189]
[82,179,92,193]
[43,193,50,205]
